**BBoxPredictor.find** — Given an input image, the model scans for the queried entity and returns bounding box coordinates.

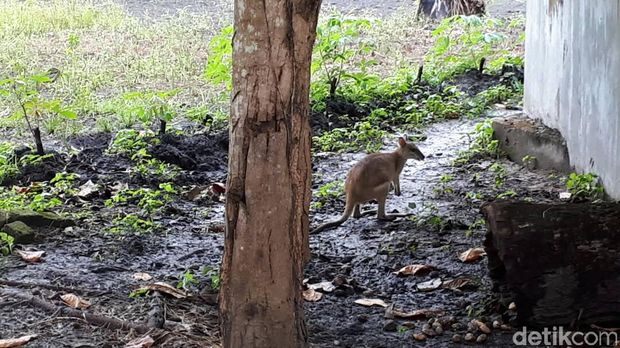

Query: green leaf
[59,109,78,119]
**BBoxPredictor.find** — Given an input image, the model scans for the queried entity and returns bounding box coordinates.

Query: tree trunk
[482,201,620,327]
[219,1,321,347]
[418,0,485,19]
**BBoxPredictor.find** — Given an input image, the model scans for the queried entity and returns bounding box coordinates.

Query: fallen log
[482,201,620,327]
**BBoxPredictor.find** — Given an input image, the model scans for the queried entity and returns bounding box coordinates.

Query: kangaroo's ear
[398,137,407,147]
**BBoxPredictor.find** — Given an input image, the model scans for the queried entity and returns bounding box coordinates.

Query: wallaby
[311,137,425,234]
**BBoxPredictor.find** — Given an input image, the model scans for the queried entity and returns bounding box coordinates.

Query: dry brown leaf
[354,298,388,308]
[15,250,45,263]
[458,247,486,263]
[77,180,99,199]
[413,333,427,341]
[132,273,153,281]
[302,289,323,302]
[124,335,155,348]
[442,277,477,290]
[307,281,336,293]
[472,319,491,334]
[0,335,38,348]
[211,183,226,195]
[416,278,442,292]
[393,264,436,277]
[141,282,187,299]
[61,293,91,309]
[185,185,209,201]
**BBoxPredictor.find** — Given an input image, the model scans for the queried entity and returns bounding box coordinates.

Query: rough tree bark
[219,1,322,347]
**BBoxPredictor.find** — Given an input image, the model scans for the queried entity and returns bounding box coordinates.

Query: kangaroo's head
[398,137,425,160]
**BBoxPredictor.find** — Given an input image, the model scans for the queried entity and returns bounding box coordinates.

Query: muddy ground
[0,105,569,348]
[0,1,538,347]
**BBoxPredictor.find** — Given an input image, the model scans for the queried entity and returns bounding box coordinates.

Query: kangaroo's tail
[310,201,354,234]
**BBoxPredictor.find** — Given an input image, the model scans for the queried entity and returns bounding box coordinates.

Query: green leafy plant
[454,119,499,165]
[0,71,76,154]
[496,190,517,199]
[490,162,506,188]
[0,143,19,184]
[312,180,345,209]
[465,218,485,237]
[108,130,179,180]
[426,15,524,84]
[202,266,221,290]
[204,25,233,90]
[566,172,604,200]
[434,174,455,196]
[104,90,179,133]
[313,121,385,153]
[109,214,156,234]
[0,232,14,256]
[129,288,150,298]
[177,269,199,291]
[312,16,374,99]
[106,183,176,234]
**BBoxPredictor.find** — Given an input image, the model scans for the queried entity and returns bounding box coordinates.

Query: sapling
[0,69,76,155]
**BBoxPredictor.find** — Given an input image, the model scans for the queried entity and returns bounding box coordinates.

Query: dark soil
[1,105,567,347]
[305,114,565,347]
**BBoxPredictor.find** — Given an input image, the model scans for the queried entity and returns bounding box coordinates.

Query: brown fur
[311,137,424,234]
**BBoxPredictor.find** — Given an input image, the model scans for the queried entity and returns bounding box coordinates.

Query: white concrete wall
[524,0,620,199]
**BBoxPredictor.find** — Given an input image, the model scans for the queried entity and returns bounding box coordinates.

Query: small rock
[467,322,478,332]
[432,321,442,330]
[333,340,340,346]
[452,334,462,343]
[383,320,398,332]
[2,221,34,244]
[402,321,416,328]
[500,324,512,331]
[427,318,436,325]
[332,274,347,287]
[451,323,463,330]
[492,320,501,329]
[472,319,491,334]
[464,333,475,342]
[413,333,427,341]
[508,302,516,310]
[434,326,443,335]
[477,334,488,343]
[422,323,432,331]
[438,315,456,328]
[5,209,75,228]
[422,328,436,337]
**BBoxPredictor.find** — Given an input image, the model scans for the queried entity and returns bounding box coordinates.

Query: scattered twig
[0,287,154,334]
[0,279,108,296]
